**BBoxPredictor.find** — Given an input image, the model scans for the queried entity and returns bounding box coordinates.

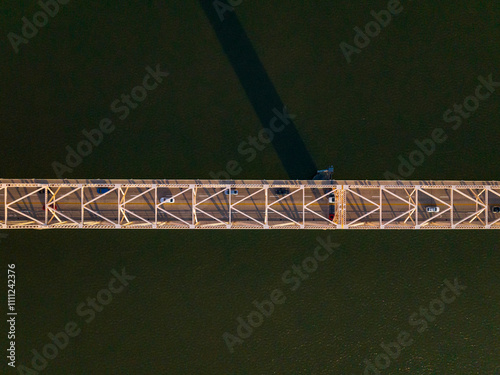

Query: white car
[160,197,175,203]
[328,195,335,204]
[426,206,439,213]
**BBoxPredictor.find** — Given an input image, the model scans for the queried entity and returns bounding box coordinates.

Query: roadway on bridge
[1,182,499,228]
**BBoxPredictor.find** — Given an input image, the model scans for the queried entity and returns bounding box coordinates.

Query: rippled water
[1,2,499,374]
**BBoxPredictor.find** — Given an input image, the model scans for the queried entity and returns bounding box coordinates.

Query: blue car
[97,187,110,194]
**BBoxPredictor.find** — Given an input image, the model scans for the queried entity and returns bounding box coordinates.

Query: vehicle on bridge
[2,178,500,230]
[42,203,58,211]
[426,206,440,213]
[274,188,290,195]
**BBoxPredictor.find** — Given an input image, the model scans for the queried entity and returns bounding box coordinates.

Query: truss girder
[344,186,380,228]
[451,188,486,228]
[381,187,416,227]
[0,182,499,229]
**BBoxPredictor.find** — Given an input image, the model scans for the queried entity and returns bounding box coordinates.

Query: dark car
[329,213,335,221]
[97,187,111,194]
[274,188,290,195]
[492,206,500,213]
[224,189,238,196]
[42,203,58,211]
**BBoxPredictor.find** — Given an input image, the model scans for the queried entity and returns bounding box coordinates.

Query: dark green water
[0,1,499,374]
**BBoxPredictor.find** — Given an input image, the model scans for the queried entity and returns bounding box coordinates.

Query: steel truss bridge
[1,179,500,230]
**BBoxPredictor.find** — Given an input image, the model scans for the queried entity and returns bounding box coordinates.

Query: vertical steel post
[154,184,157,228]
[44,185,48,226]
[485,186,489,227]
[191,184,197,228]
[302,185,305,228]
[415,187,419,228]
[80,185,84,228]
[117,185,121,228]
[379,186,383,228]
[4,186,7,227]
[451,187,454,228]
[264,184,269,228]
[228,185,231,227]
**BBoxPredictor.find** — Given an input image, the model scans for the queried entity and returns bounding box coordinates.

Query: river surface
[0,1,499,374]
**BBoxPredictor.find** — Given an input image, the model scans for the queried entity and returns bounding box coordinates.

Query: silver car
[426,206,439,213]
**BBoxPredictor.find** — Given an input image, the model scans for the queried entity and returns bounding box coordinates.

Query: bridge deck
[1,179,499,229]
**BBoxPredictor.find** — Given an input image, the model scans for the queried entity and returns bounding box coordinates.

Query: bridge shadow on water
[199,0,317,179]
